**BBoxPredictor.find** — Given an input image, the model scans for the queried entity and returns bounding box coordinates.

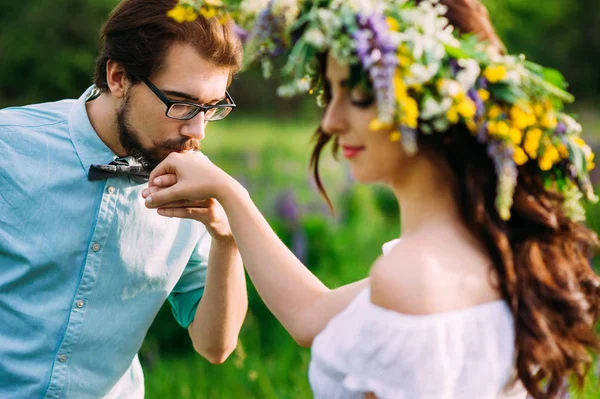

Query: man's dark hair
[94,0,242,91]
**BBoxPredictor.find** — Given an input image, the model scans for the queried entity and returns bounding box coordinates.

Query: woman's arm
[143,152,369,346]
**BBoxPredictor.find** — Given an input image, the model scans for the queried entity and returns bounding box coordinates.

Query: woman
[146,0,600,397]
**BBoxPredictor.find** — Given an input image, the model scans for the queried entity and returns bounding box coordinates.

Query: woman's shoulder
[370,234,502,315]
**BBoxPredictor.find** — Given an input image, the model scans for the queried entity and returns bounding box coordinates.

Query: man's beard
[116,94,201,172]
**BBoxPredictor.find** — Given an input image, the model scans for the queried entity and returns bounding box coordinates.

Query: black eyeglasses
[142,79,236,121]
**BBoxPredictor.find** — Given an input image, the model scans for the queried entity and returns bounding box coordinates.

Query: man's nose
[181,112,207,141]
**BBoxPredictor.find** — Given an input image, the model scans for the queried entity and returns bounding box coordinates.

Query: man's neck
[86,92,127,157]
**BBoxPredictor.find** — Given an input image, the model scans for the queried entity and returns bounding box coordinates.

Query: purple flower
[449,58,461,76]
[274,190,300,225]
[555,122,567,135]
[477,77,489,89]
[232,23,249,43]
[468,88,485,119]
[292,230,308,263]
[352,13,398,123]
[477,122,489,144]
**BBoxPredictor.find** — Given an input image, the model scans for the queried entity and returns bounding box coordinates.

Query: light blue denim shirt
[0,86,210,398]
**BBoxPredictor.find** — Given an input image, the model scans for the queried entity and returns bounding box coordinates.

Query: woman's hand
[141,151,237,241]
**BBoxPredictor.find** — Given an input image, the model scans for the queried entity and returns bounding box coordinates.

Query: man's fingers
[156,199,212,208]
[156,207,211,220]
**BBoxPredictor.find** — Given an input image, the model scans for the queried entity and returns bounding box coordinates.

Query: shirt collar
[68,85,118,174]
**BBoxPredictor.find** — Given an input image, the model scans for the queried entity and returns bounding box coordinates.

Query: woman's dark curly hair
[309,1,600,398]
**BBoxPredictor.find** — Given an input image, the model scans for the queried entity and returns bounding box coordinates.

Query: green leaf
[542,67,568,90]
[565,139,588,179]
[444,44,470,60]
[489,83,527,104]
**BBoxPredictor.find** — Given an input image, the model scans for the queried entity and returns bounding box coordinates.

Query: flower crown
[169,0,597,222]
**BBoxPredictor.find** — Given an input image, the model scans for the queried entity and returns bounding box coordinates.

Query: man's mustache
[157,139,201,153]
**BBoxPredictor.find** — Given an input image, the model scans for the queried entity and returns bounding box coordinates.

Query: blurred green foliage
[1,0,599,108]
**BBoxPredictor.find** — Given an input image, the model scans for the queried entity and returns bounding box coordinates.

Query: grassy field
[141,115,600,398]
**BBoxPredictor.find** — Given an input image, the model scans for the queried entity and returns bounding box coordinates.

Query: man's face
[117,42,232,170]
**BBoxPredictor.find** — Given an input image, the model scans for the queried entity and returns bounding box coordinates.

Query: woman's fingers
[152,174,177,188]
[148,154,179,186]
[144,185,184,208]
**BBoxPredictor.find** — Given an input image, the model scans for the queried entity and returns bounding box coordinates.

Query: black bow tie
[88,157,150,183]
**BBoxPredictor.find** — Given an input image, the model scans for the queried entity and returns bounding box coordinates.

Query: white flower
[421,96,453,120]
[432,117,451,132]
[563,115,583,134]
[304,28,327,50]
[504,70,521,85]
[407,62,441,85]
[456,59,481,90]
[272,0,300,28]
[239,0,270,17]
[439,79,462,98]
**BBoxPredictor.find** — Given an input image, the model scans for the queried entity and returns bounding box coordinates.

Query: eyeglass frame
[142,78,236,121]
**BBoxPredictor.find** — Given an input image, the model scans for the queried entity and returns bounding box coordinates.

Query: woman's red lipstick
[341,145,365,159]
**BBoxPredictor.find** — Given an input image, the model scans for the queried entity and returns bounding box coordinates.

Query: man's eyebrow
[163,89,225,104]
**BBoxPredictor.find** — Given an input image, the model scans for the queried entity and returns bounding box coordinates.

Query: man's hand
[143,177,232,242]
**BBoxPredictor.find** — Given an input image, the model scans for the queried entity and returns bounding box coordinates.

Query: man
[0,0,248,397]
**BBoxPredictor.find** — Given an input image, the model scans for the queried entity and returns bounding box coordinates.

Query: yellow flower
[200,7,217,19]
[538,156,553,171]
[410,83,423,93]
[533,103,545,117]
[400,97,419,128]
[513,147,528,166]
[487,120,497,135]
[483,65,507,83]
[394,73,408,99]
[167,5,191,23]
[509,128,522,145]
[523,131,541,159]
[387,17,400,32]
[573,137,587,148]
[488,105,503,120]
[544,145,560,163]
[540,112,558,129]
[389,131,401,142]
[588,152,596,171]
[496,121,510,137]
[447,107,459,124]
[398,55,412,68]
[204,0,223,6]
[369,118,393,131]
[509,105,535,130]
[467,120,478,133]
[527,128,543,141]
[457,98,477,119]
[557,144,569,159]
[477,89,490,102]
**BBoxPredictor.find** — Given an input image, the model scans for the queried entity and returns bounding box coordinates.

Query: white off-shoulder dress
[308,240,527,399]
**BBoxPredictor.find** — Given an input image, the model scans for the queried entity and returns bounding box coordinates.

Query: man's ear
[106,59,130,99]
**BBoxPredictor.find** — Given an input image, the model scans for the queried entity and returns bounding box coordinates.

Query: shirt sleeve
[167,230,211,328]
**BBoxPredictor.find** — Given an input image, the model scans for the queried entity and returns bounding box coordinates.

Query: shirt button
[76,300,85,308]
[107,186,115,194]
[92,243,101,252]
[58,354,67,362]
